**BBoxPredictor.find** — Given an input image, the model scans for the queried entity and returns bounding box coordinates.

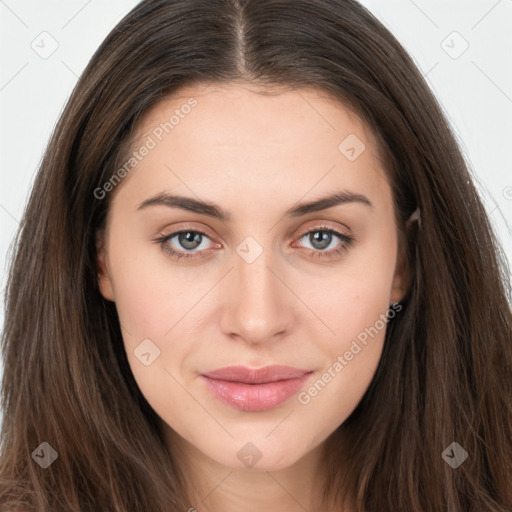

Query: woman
[1,0,511,511]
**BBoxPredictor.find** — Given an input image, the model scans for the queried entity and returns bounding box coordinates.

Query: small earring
[407,207,421,227]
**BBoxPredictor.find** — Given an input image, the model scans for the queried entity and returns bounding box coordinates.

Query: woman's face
[97,82,408,474]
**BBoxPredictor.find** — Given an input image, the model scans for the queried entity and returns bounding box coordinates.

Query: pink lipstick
[201,365,313,412]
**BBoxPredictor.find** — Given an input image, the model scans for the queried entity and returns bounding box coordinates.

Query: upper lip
[202,365,311,384]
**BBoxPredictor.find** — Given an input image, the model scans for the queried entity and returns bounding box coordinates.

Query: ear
[390,229,412,305]
[390,245,409,305]
[96,230,115,302]
[390,209,420,304]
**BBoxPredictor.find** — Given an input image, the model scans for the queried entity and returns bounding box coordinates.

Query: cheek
[108,258,197,418]
[107,228,193,336]
[105,226,211,371]
[306,239,397,348]
[296,237,396,417]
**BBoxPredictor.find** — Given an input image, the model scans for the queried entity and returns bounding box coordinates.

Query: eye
[154,224,354,260]
[294,226,354,259]
[154,227,218,260]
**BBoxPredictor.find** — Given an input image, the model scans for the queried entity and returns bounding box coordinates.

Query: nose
[219,245,296,346]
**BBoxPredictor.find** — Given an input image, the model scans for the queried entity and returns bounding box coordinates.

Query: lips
[202,365,310,384]
[200,365,313,411]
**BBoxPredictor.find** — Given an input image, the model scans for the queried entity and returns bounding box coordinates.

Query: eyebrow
[137,189,373,221]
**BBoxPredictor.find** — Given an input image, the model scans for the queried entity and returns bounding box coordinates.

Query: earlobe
[390,272,408,305]
[96,232,115,302]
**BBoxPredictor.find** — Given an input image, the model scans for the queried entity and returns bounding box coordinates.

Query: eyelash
[154,225,354,261]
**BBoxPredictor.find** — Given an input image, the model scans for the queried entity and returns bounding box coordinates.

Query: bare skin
[96,82,410,512]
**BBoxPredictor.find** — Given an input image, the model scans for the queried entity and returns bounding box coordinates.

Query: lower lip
[200,373,313,412]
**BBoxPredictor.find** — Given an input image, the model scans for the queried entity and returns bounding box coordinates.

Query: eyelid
[291,219,351,239]
[159,220,350,243]
[159,223,219,243]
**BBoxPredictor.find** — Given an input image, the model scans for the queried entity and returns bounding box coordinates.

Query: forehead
[111,82,391,214]
[131,82,379,151]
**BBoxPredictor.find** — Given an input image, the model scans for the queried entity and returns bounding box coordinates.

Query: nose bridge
[237,246,275,301]
[222,235,292,341]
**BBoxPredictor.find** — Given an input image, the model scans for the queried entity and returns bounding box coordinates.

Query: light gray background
[1,1,511,427]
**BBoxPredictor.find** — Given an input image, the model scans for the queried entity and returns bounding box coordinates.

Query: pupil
[180,231,201,250]
[311,231,331,250]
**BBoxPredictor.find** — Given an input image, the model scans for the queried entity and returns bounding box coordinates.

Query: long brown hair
[1,0,511,510]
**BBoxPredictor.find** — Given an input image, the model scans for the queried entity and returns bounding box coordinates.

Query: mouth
[200,365,314,412]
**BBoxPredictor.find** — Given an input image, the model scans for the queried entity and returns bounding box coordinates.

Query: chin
[216,444,306,472]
